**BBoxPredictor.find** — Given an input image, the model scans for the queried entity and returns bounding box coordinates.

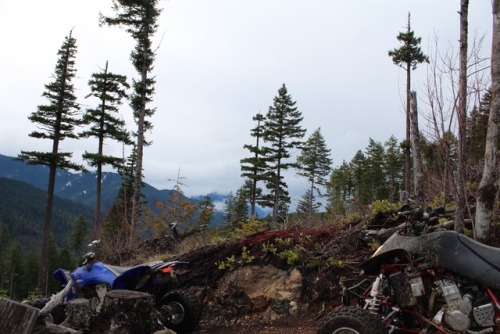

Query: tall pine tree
[262,84,305,224]
[80,61,131,238]
[388,13,429,196]
[101,0,162,245]
[17,31,83,293]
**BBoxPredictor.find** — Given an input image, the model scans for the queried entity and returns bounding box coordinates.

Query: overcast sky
[0,1,493,205]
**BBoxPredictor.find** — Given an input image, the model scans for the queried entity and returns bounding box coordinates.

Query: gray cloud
[0,0,492,205]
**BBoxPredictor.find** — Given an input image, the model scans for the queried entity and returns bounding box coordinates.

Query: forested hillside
[0,177,93,248]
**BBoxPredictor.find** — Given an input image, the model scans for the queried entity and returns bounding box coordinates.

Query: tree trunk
[409,91,425,206]
[475,0,500,241]
[455,0,469,233]
[94,61,109,240]
[130,25,150,246]
[38,162,57,294]
[404,62,412,197]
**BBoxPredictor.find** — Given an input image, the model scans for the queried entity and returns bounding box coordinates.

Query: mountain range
[0,154,270,246]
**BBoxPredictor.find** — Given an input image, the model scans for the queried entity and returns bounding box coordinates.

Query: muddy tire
[158,289,201,333]
[318,306,387,334]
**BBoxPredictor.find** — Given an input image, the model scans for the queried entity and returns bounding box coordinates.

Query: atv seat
[103,261,163,277]
[103,264,133,277]
[458,234,500,270]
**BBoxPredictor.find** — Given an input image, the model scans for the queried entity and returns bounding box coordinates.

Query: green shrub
[278,248,300,265]
[261,242,278,255]
[306,256,323,269]
[371,199,399,215]
[216,246,255,270]
[328,257,345,268]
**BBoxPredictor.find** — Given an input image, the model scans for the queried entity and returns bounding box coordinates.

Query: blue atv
[35,240,201,333]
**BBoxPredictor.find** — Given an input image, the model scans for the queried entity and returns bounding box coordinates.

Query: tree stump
[0,298,39,334]
[94,289,157,334]
[60,298,92,331]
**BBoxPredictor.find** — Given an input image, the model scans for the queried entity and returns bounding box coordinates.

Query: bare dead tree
[422,36,458,207]
[422,30,490,211]
[410,91,425,206]
[455,0,469,233]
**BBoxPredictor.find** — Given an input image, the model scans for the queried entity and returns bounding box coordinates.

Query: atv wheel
[158,289,201,333]
[318,306,387,334]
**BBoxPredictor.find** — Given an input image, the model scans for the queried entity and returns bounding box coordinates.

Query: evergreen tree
[240,113,268,217]
[350,150,369,204]
[17,31,83,293]
[6,241,23,300]
[388,13,429,195]
[296,189,321,223]
[296,128,332,221]
[197,195,215,226]
[101,0,162,245]
[22,251,40,299]
[69,215,88,258]
[383,135,404,202]
[364,138,387,202]
[467,88,493,162]
[327,161,354,202]
[103,147,139,250]
[223,192,236,226]
[262,84,306,223]
[233,186,249,224]
[223,187,249,232]
[80,61,131,238]
[0,221,10,296]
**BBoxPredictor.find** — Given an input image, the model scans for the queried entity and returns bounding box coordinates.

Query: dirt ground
[193,317,322,334]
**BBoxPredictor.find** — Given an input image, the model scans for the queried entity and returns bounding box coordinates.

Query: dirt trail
[193,317,322,334]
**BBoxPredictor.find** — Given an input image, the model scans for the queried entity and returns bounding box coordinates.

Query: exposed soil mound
[163,223,378,330]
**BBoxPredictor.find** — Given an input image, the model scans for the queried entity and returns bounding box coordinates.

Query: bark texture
[409,91,424,206]
[475,0,500,240]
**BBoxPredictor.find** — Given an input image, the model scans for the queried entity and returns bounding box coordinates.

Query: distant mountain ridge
[0,154,183,211]
[0,154,269,226]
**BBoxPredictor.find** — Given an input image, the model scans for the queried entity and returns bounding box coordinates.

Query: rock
[205,265,304,325]
[224,265,303,301]
[289,300,299,315]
